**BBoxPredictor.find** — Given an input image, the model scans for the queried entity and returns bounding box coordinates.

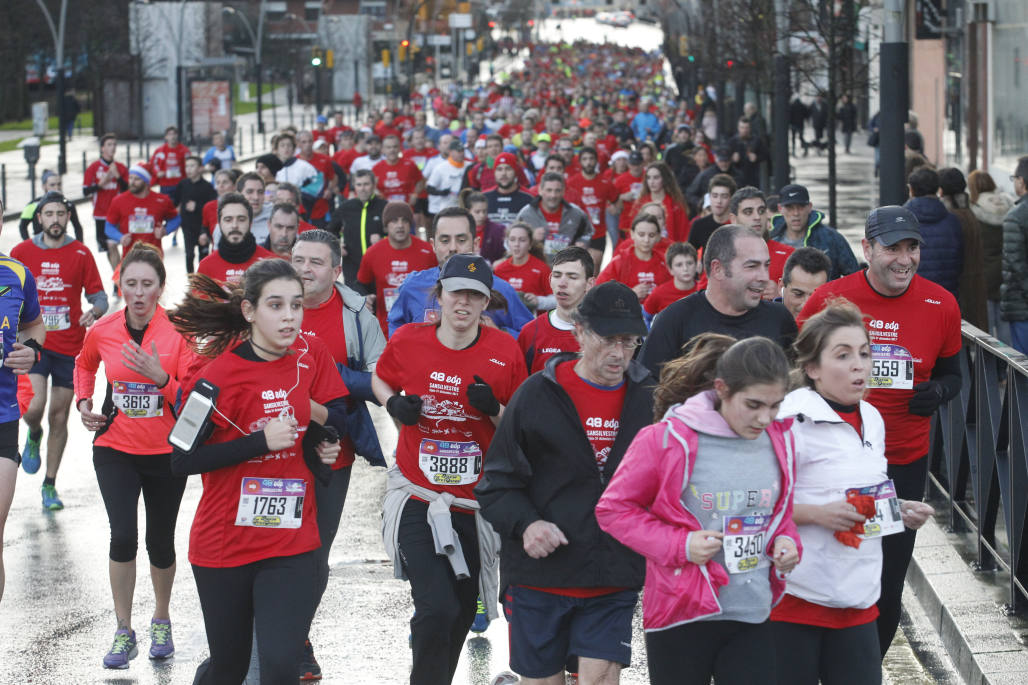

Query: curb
[905,518,1028,684]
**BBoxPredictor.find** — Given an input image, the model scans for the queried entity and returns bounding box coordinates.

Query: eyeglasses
[588,330,642,350]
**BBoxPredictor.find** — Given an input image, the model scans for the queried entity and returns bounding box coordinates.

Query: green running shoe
[41,483,63,510]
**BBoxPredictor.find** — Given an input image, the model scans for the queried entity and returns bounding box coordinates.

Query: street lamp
[223,2,267,133]
[32,0,68,175]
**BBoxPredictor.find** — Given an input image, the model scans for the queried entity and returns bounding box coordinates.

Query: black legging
[182,225,211,274]
[877,455,928,657]
[771,619,881,684]
[399,497,480,685]
[307,465,353,639]
[93,447,186,568]
[645,619,777,685]
[192,550,317,685]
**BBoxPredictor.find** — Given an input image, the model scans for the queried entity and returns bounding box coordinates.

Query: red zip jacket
[74,306,192,454]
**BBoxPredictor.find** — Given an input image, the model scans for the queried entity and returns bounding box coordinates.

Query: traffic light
[311,47,323,67]
[399,39,409,61]
[527,19,534,27]
[381,49,391,67]
[488,21,496,29]
[688,55,695,63]
[725,59,735,68]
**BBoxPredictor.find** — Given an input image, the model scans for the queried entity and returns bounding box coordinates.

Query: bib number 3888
[418,439,482,486]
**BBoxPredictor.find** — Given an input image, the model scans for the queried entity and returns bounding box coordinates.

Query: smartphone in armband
[168,379,219,453]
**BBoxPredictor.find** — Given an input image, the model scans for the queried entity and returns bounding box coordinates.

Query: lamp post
[223,2,267,133]
[32,0,68,175]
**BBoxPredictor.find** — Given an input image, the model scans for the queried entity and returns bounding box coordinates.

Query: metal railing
[928,321,1028,613]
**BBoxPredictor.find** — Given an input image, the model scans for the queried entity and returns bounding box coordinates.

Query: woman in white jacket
[770,300,934,684]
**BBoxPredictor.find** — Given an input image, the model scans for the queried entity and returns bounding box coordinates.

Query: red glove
[834,493,877,549]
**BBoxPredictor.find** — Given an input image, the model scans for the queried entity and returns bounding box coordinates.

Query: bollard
[250,125,255,156]
[1,164,6,212]
[82,151,87,174]
[145,141,150,160]
[139,139,143,157]
[126,146,131,168]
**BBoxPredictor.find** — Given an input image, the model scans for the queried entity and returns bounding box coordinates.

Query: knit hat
[128,164,151,185]
[255,153,283,176]
[382,201,414,227]
[493,152,519,170]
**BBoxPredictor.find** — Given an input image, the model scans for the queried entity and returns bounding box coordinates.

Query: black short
[503,585,637,678]
[413,197,429,215]
[0,419,19,464]
[29,349,75,389]
[588,235,607,252]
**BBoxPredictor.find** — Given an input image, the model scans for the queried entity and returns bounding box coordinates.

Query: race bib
[418,439,482,486]
[544,233,571,257]
[587,206,601,224]
[847,479,904,539]
[422,308,440,324]
[235,477,305,529]
[42,305,71,332]
[869,344,914,389]
[128,214,155,234]
[384,287,398,313]
[112,381,163,418]
[722,514,771,574]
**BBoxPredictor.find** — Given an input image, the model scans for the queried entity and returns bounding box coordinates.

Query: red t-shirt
[404,146,439,172]
[798,272,962,464]
[493,255,552,297]
[356,238,437,333]
[105,190,179,254]
[11,239,104,357]
[373,158,424,203]
[196,245,278,285]
[596,251,670,290]
[83,158,128,219]
[566,173,618,240]
[555,360,627,470]
[149,143,191,187]
[300,287,357,469]
[187,338,348,568]
[643,279,700,316]
[767,239,795,284]
[516,312,579,374]
[333,148,361,174]
[771,594,879,629]
[201,199,219,236]
[375,323,527,500]
[613,171,644,231]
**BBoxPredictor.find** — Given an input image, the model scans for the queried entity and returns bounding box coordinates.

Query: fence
[929,321,1028,613]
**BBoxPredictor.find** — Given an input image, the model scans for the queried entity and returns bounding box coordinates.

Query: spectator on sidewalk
[938,167,988,330]
[903,166,963,300]
[837,94,858,154]
[1001,156,1028,354]
[969,170,1014,343]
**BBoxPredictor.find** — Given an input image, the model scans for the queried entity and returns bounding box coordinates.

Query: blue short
[29,349,75,389]
[503,585,638,678]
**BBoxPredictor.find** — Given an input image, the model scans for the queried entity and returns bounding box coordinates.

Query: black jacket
[475,353,654,591]
[330,195,387,287]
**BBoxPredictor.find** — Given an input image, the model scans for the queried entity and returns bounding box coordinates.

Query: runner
[20,170,84,242]
[636,162,691,242]
[73,244,192,668]
[596,336,800,685]
[168,259,346,684]
[83,133,129,272]
[196,192,277,286]
[771,300,933,684]
[291,229,387,681]
[778,247,832,319]
[330,169,387,285]
[484,153,534,228]
[105,165,180,257]
[515,172,591,264]
[149,126,190,203]
[356,201,437,334]
[476,282,654,685]
[176,155,218,273]
[596,214,670,302]
[375,254,527,685]
[516,246,595,374]
[374,135,424,205]
[728,186,794,300]
[798,206,962,656]
[0,194,45,602]
[11,191,107,509]
[565,146,619,270]
[643,242,701,317]
[462,190,506,263]
[493,223,551,311]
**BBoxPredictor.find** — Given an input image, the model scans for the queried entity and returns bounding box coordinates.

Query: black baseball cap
[628,151,644,166]
[714,146,733,160]
[779,184,810,206]
[37,190,67,211]
[439,254,493,298]
[577,281,647,337]
[865,205,923,246]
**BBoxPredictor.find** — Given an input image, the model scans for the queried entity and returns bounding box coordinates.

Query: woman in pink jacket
[596,335,801,685]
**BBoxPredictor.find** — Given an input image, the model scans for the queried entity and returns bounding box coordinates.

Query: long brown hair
[653,333,736,419]
[791,298,869,390]
[638,161,689,217]
[967,169,997,205]
[169,259,303,357]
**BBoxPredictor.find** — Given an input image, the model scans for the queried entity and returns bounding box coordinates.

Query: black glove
[386,393,423,426]
[908,381,945,417]
[466,375,500,417]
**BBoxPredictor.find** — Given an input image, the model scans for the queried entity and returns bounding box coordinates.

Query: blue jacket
[386,266,534,337]
[631,111,661,143]
[904,196,964,299]
[769,210,858,280]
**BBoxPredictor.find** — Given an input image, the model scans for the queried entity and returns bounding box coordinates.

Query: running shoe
[148,618,174,659]
[102,628,138,669]
[20,432,41,474]
[41,483,63,510]
[471,596,489,633]
[299,639,322,680]
[490,673,520,685]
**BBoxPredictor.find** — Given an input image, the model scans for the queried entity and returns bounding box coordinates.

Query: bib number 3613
[722,514,772,574]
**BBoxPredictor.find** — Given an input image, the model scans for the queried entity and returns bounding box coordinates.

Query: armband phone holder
[168,378,219,454]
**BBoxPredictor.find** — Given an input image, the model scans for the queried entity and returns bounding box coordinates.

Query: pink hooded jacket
[595,390,801,632]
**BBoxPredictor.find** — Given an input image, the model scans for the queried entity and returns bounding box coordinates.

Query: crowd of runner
[1,35,1026,685]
